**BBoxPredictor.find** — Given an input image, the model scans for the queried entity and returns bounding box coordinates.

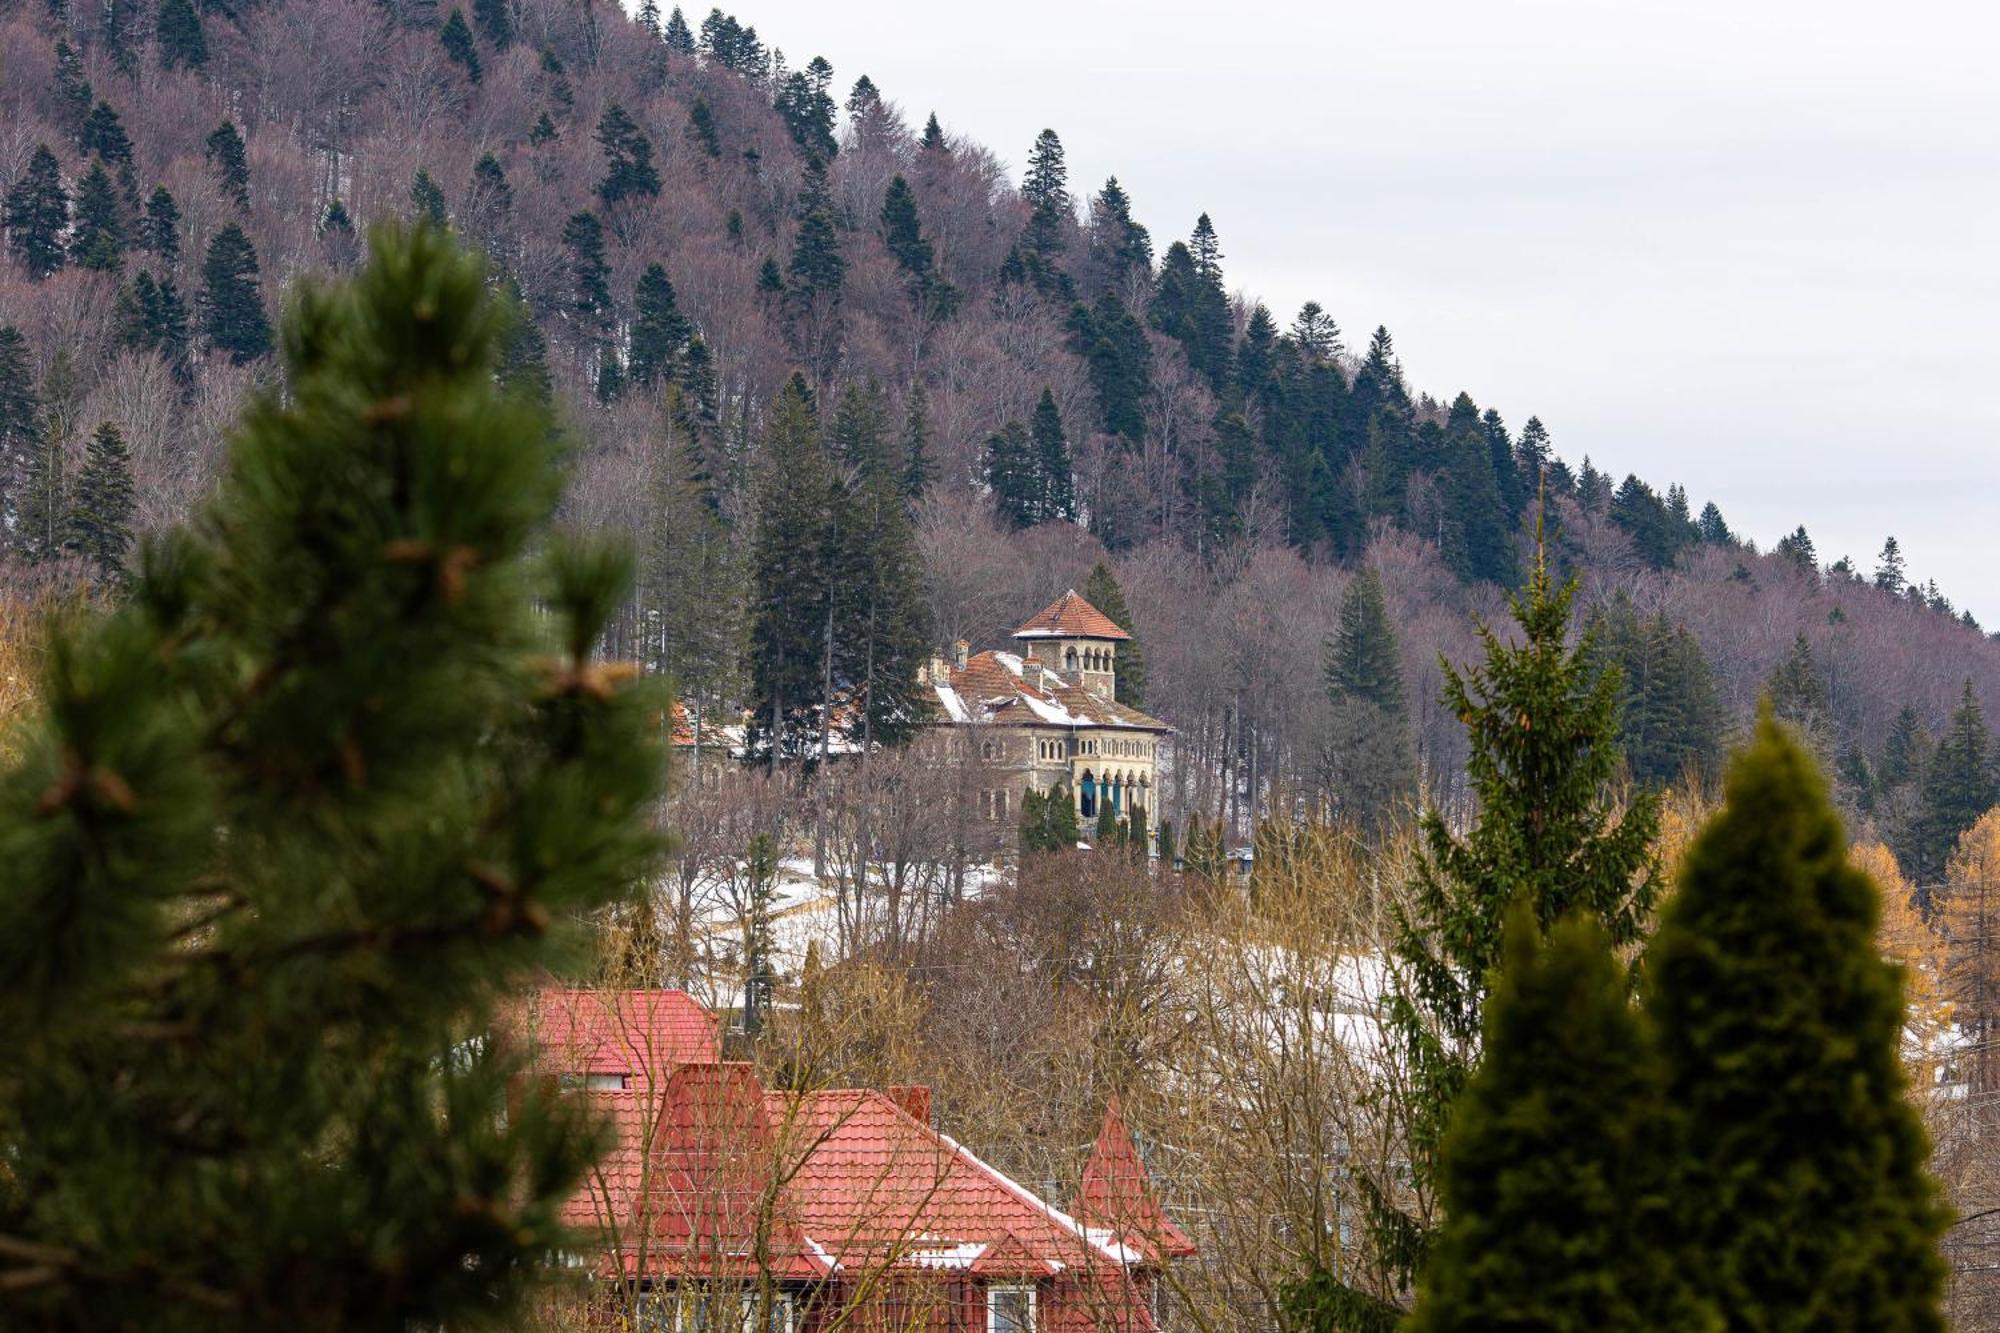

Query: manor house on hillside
[923,591,1171,829]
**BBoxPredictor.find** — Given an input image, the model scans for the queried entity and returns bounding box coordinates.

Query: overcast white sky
[708,0,2000,623]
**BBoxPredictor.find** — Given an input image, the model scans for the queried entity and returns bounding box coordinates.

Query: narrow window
[989,1285,1036,1333]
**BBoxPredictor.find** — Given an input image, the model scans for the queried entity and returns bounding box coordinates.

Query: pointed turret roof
[1012,589,1131,641]
[1073,1099,1195,1260]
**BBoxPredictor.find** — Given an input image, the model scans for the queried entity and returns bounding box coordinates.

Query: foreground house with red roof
[535,990,1192,1331]
[923,591,1171,834]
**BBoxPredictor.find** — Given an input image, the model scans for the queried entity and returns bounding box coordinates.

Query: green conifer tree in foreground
[1291,538,1660,1330]
[0,224,665,1326]
[1407,910,1710,1333]
[1647,714,1947,1331]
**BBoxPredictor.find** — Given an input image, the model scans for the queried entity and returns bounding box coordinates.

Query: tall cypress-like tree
[842,385,931,749]
[141,185,182,262]
[65,421,135,580]
[1648,715,1948,1329]
[1406,910,1707,1333]
[439,8,482,82]
[0,223,664,1328]
[1301,542,1660,1326]
[5,146,69,280]
[205,121,252,210]
[156,0,209,70]
[199,223,273,364]
[1083,562,1145,707]
[1319,566,1416,832]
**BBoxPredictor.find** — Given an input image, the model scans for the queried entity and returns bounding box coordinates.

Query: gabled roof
[1012,590,1132,642]
[931,650,1169,734]
[1073,1100,1196,1261]
[524,988,720,1084]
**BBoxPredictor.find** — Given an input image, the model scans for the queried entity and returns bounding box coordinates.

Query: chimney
[1022,651,1044,690]
[952,639,970,671]
[888,1084,932,1126]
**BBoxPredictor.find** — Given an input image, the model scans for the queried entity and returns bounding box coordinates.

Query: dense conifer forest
[0,0,1995,855]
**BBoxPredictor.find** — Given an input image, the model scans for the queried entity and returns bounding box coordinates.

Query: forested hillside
[1,0,1996,858]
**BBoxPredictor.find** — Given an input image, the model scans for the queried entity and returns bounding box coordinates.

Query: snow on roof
[930,649,1169,734]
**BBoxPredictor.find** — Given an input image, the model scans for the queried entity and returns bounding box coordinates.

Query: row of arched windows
[1062,646,1115,674]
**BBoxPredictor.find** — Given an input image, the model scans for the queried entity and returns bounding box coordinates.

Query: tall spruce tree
[1766,631,1831,742]
[842,386,931,749]
[5,145,69,280]
[0,326,41,513]
[65,421,135,580]
[749,378,837,767]
[664,5,696,53]
[1083,562,1145,706]
[199,223,273,364]
[472,0,513,46]
[205,121,252,211]
[1300,542,1661,1326]
[156,0,209,70]
[898,384,934,500]
[141,185,182,263]
[80,103,134,175]
[0,223,664,1327]
[1320,566,1416,832]
[1029,387,1075,524]
[1910,680,1997,886]
[54,40,92,138]
[69,161,126,272]
[561,211,611,323]
[594,104,661,206]
[1647,715,1948,1329]
[627,263,690,390]
[1405,910,1708,1333]
[440,8,482,82]
[409,168,448,227]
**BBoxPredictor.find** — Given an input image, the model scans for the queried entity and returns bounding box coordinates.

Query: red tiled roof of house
[1012,590,1131,642]
[1073,1100,1196,1261]
[932,650,1169,733]
[526,989,720,1085]
[573,1065,1178,1304]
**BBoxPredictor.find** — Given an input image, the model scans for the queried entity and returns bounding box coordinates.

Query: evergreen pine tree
[409,168,447,226]
[595,103,662,206]
[1406,910,1706,1333]
[1083,562,1146,707]
[984,420,1035,529]
[627,263,690,390]
[1647,715,1948,1329]
[688,98,723,157]
[1910,680,1997,886]
[141,185,181,262]
[1306,540,1661,1324]
[156,0,209,70]
[440,8,482,82]
[80,102,134,173]
[1766,631,1831,741]
[199,223,273,364]
[15,422,68,564]
[65,421,135,580]
[1875,535,1908,595]
[561,211,611,323]
[844,389,932,749]
[898,384,934,500]
[1775,524,1820,579]
[1697,500,1733,545]
[319,200,359,269]
[748,378,838,766]
[921,112,947,152]
[664,5,696,53]
[0,224,664,1328]
[5,145,69,280]
[0,326,43,528]
[103,0,140,74]
[1085,176,1153,297]
[786,157,845,301]
[637,0,661,37]
[472,0,513,47]
[69,161,126,272]
[1029,387,1075,523]
[1020,128,1072,290]
[1319,566,1416,832]
[54,40,92,138]
[205,121,252,211]
[773,56,838,161]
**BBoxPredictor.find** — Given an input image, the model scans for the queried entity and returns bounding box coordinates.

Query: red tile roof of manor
[526,988,720,1085]
[1012,590,1131,641]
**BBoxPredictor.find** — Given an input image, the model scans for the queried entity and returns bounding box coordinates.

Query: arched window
[980,740,995,761]
[1080,771,1097,819]
[1065,647,1079,672]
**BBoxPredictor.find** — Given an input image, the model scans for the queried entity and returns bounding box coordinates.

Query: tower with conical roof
[1012,589,1130,699]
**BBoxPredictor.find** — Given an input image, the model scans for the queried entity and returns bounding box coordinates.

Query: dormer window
[989,1285,1036,1333]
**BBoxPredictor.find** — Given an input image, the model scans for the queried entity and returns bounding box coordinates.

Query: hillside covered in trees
[1,0,1997,858]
